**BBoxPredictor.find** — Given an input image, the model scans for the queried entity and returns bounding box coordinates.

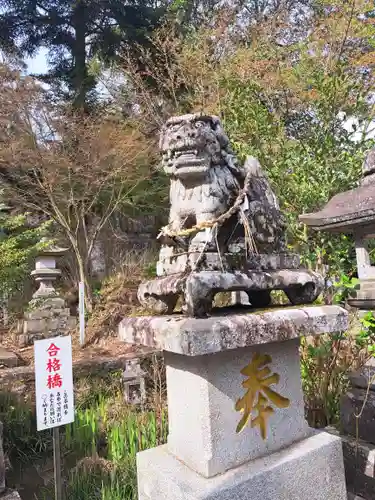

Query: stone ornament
[235,352,290,438]
[31,238,68,299]
[122,358,146,406]
[17,239,76,346]
[138,113,323,317]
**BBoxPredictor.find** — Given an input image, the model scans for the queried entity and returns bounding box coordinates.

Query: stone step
[0,348,17,369]
[0,491,21,499]
[328,428,375,500]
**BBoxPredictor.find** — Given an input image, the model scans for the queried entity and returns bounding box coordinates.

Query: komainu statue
[138,113,323,317]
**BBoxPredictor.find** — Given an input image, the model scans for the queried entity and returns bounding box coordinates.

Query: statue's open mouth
[163,147,208,173]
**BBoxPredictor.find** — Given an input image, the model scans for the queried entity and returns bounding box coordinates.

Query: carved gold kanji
[235,352,290,439]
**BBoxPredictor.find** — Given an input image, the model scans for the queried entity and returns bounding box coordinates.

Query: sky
[25,48,49,75]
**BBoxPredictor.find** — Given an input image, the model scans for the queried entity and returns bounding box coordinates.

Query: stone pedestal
[17,297,76,346]
[17,241,76,345]
[119,305,348,500]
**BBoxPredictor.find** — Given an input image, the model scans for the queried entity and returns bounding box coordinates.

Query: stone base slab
[119,305,348,356]
[157,251,301,276]
[137,431,347,500]
[138,268,324,317]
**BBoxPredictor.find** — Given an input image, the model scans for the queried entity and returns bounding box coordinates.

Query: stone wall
[89,214,162,279]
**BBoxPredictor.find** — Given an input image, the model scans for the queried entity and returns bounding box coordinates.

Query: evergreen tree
[0,0,166,109]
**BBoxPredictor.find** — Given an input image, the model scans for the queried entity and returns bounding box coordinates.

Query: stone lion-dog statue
[137,113,323,317]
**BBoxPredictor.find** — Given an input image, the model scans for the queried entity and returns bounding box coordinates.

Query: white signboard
[34,336,74,431]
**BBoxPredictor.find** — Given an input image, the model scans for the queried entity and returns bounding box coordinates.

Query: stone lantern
[31,237,68,299]
[122,358,146,406]
[18,238,76,346]
[300,148,375,311]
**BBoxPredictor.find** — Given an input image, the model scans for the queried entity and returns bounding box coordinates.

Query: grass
[0,363,167,500]
[60,373,168,500]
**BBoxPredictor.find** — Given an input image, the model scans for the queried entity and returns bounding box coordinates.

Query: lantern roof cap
[300,147,375,233]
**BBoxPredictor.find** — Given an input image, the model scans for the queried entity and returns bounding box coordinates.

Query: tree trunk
[68,234,94,314]
[76,250,94,314]
[72,0,89,110]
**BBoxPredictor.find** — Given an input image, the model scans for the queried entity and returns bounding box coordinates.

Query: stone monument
[301,147,375,500]
[17,239,76,346]
[119,113,348,500]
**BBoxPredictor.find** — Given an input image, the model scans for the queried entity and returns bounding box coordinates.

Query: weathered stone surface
[340,388,375,444]
[166,340,310,477]
[23,319,46,334]
[0,348,17,368]
[300,147,375,233]
[137,432,347,500]
[138,268,324,318]
[299,184,375,232]
[157,252,301,276]
[18,299,77,345]
[118,305,348,356]
[159,115,286,255]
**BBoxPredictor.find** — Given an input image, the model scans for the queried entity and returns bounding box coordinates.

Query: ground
[0,327,148,369]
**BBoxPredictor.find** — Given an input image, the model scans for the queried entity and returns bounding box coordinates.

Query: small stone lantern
[300,147,375,311]
[122,358,146,405]
[18,239,76,346]
[31,238,68,299]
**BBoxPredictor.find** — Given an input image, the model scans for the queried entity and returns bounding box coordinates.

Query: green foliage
[332,275,360,305]
[61,376,167,500]
[300,330,361,428]
[0,207,51,297]
[358,311,375,355]
[219,71,370,274]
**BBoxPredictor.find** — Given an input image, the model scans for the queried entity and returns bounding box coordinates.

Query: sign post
[34,336,74,500]
[79,281,85,346]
